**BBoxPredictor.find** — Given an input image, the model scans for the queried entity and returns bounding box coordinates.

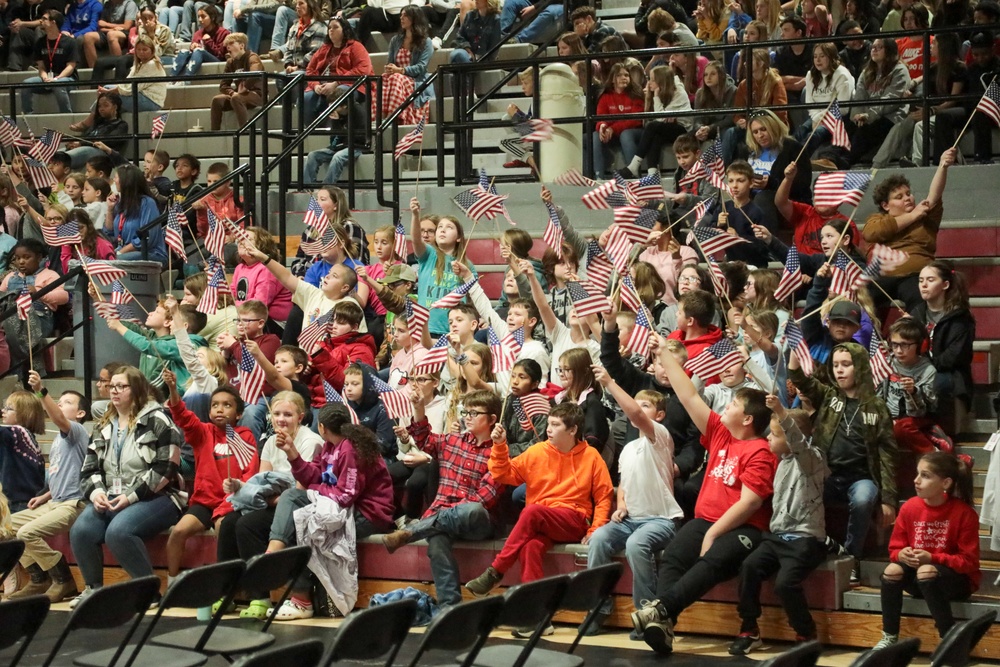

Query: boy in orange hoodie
[466,401,613,634]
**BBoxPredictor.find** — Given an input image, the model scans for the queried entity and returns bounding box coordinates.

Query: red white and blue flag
[323,379,359,424]
[298,308,333,353]
[624,171,663,203]
[15,286,31,321]
[302,197,327,236]
[707,258,729,297]
[405,299,430,344]
[151,113,169,139]
[679,139,726,189]
[165,204,187,258]
[41,219,81,246]
[619,274,643,313]
[784,320,814,377]
[394,115,426,160]
[584,240,614,292]
[110,280,133,305]
[80,256,126,286]
[691,194,718,226]
[542,202,563,258]
[226,424,255,470]
[513,393,550,431]
[22,156,56,189]
[28,129,62,163]
[976,78,1000,126]
[237,344,267,406]
[95,300,141,323]
[829,249,863,299]
[684,338,742,380]
[370,372,412,420]
[686,224,749,257]
[0,116,20,148]
[604,226,634,274]
[204,208,226,259]
[625,304,652,358]
[414,335,450,375]
[773,245,803,301]
[196,263,229,315]
[869,332,893,385]
[554,169,596,188]
[820,100,850,149]
[299,226,339,256]
[813,171,872,209]
[566,280,609,318]
[857,244,908,288]
[430,277,478,309]
[393,216,408,260]
[581,179,618,210]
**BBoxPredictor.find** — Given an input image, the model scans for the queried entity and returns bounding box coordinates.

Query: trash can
[539,63,586,182]
[67,260,163,380]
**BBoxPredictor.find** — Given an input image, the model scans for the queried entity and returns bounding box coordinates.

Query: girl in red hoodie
[875,451,980,649]
[593,63,645,178]
[162,370,258,587]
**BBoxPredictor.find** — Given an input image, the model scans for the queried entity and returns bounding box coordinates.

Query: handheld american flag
[299,226,339,256]
[165,204,186,258]
[109,280,133,305]
[22,156,56,190]
[298,308,333,353]
[394,115,426,160]
[829,250,863,299]
[686,224,749,257]
[225,217,253,248]
[404,299,430,344]
[859,244,909,287]
[624,305,652,358]
[452,187,509,222]
[80,256,126,286]
[691,194,718,226]
[707,258,729,297]
[323,379,359,424]
[204,208,226,259]
[151,113,168,139]
[684,338,742,380]
[813,171,871,209]
[226,424,255,471]
[773,245,803,301]
[41,219,82,246]
[369,372,413,420]
[614,206,658,244]
[604,226,635,274]
[584,240,614,292]
[414,335,450,375]
[301,196,328,236]
[581,179,619,210]
[522,117,554,142]
[28,129,62,163]
[869,333,893,385]
[820,100,850,150]
[619,274,643,313]
[0,116,20,148]
[196,263,229,315]
[566,280,610,318]
[542,202,563,258]
[554,169,597,187]
[625,171,663,203]
[513,393,551,431]
[237,344,267,406]
[393,216,408,260]
[95,300,141,323]
[975,78,1000,127]
[15,287,31,321]
[784,320,814,376]
[429,278,478,309]
[679,139,725,189]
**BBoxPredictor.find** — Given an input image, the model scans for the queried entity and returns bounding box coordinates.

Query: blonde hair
[374,224,401,261]
[745,49,781,105]
[197,347,229,389]
[98,366,155,429]
[270,390,306,416]
[223,32,248,47]
[6,391,45,434]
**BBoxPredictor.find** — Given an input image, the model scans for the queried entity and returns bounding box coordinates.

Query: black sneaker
[617,167,636,180]
[642,615,674,655]
[729,632,762,655]
[580,611,609,636]
[898,157,917,168]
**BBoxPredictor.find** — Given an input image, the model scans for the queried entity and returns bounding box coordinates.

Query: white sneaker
[68,586,96,610]
[873,632,899,650]
[431,36,442,49]
[271,599,314,621]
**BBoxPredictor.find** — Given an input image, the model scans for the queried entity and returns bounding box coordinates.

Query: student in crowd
[210,32,265,131]
[593,62,645,179]
[0,391,46,514]
[21,10,78,115]
[668,135,720,220]
[171,4,228,79]
[553,348,610,452]
[619,65,692,179]
[410,198,475,338]
[706,161,771,266]
[233,227,293,324]
[845,38,910,166]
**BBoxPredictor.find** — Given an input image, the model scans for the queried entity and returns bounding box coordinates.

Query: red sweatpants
[492,505,589,582]
[894,417,938,455]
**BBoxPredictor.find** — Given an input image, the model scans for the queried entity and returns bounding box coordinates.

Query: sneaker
[873,632,899,650]
[431,36,442,49]
[850,559,861,586]
[382,529,412,554]
[512,624,553,639]
[729,632,762,655]
[824,536,848,557]
[642,615,675,655]
[503,159,529,169]
[898,157,917,168]
[630,599,662,634]
[68,586,96,610]
[271,599,314,621]
[465,566,502,596]
[617,167,636,180]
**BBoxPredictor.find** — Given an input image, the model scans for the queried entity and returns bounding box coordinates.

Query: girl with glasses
[0,391,45,513]
[553,348,610,453]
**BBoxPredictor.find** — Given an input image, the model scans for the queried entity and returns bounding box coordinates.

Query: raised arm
[656,333,711,433]
[774,162,796,222]
[27,371,70,434]
[519,258,558,333]
[246,244,299,293]
[409,197,427,258]
[594,366,657,441]
[925,147,956,209]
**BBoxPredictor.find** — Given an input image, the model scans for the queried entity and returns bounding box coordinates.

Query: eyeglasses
[96,377,110,385]
[748,109,769,118]
[238,318,264,324]
[890,341,917,350]
[1,406,14,413]
[44,216,65,223]
[460,410,488,418]
[678,276,701,284]
[108,384,131,393]
[556,367,572,375]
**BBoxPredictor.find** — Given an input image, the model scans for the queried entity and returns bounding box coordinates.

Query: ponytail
[920,451,974,505]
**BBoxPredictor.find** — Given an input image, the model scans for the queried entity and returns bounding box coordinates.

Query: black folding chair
[41,576,164,667]
[849,637,921,667]
[151,547,312,660]
[563,563,624,653]
[758,640,824,667]
[0,594,49,666]
[456,574,571,667]
[0,540,25,583]
[405,596,505,667]
[321,598,418,667]
[75,560,246,667]
[930,611,997,667]
[230,639,326,667]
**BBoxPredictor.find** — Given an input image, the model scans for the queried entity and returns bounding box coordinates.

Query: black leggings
[881,562,972,637]
[387,460,436,519]
[637,120,689,169]
[217,507,276,598]
[849,116,895,165]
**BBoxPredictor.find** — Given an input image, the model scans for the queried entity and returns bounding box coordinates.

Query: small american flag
[323,379,359,424]
[686,224,749,257]
[513,393,550,431]
[28,129,62,163]
[566,280,609,318]
[225,424,255,471]
[40,219,81,246]
[773,245,803,301]
[478,168,515,225]
[394,115,426,160]
[624,305,652,358]
[237,344,267,406]
[151,112,169,139]
[604,227,634,274]
[414,334,450,375]
[298,308,333,352]
[0,116,20,148]
[619,274,643,313]
[22,156,56,190]
[691,194,718,226]
[976,78,1000,126]
[820,100,850,150]
[165,204,186,258]
[584,240,614,292]
[813,171,872,209]
[196,263,229,315]
[869,332,893,385]
[521,117,554,143]
[784,320,814,376]
[370,372,412,420]
[542,202,563,258]
[493,326,524,373]
[829,250,863,299]
[453,188,509,222]
[614,207,658,244]
[581,179,618,210]
[430,277,478,309]
[95,300,141,323]
[110,280,133,304]
[679,139,725,189]
[302,197,328,236]
[393,215,408,260]
[707,258,729,297]
[299,226,339,256]
[405,299,430,344]
[15,286,31,321]
[625,171,663,203]
[554,169,596,187]
[80,256,126,285]
[859,244,909,286]
[225,217,253,248]
[204,208,226,260]
[684,338,742,380]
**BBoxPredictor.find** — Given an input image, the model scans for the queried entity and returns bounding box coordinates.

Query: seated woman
[91,6,177,83]
[64,92,129,170]
[301,18,373,127]
[171,4,229,79]
[105,164,167,264]
[794,42,855,155]
[68,365,184,608]
[280,0,327,77]
[592,63,645,179]
[620,64,692,178]
[736,109,812,227]
[555,31,598,89]
[448,0,501,64]
[376,6,435,126]
[722,49,787,163]
[845,38,910,166]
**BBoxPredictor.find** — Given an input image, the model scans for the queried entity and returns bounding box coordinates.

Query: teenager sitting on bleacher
[279,0,326,76]
[170,4,228,79]
[90,6,178,82]
[20,9,77,116]
[448,0,501,64]
[377,6,435,125]
[80,0,137,68]
[209,32,264,131]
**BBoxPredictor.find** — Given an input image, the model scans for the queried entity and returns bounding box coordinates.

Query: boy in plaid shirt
[380,389,504,608]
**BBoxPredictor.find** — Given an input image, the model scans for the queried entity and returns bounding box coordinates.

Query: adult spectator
[170,4,229,79]
[936,30,999,165]
[356,0,419,51]
[837,21,871,80]
[91,6,178,83]
[620,65,692,178]
[500,0,564,45]
[448,0,501,64]
[723,49,787,163]
[773,16,811,105]
[570,5,616,53]
[234,0,296,55]
[62,0,102,40]
[107,164,167,262]
[635,0,691,47]
[210,32,264,130]
[846,38,910,165]
[693,60,737,142]
[738,108,812,224]
[302,18,372,126]
[281,0,326,74]
[20,10,77,115]
[8,0,65,72]
[376,6,434,125]
[69,365,184,608]
[81,0,137,68]
[861,147,957,311]
[593,62,645,179]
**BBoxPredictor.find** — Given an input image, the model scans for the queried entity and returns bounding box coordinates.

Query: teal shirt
[417,245,477,335]
[120,323,208,389]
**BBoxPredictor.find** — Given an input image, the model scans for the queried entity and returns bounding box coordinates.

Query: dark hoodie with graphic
[788,341,898,506]
[345,363,398,465]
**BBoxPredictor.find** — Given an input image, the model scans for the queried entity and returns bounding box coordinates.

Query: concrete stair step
[842,587,1000,621]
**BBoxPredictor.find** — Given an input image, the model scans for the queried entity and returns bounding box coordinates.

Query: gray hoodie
[878,355,938,420]
[770,415,830,539]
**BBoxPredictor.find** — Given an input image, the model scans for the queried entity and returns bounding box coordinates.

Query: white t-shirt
[292,281,367,332]
[261,426,324,474]
[619,421,684,520]
[549,320,600,385]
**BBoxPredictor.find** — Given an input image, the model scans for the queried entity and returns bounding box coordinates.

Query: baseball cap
[829,300,862,326]
[379,264,418,285]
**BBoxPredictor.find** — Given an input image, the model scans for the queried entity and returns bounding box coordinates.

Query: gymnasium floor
[6,605,998,666]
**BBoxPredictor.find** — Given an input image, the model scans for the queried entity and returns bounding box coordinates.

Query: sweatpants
[491,504,589,582]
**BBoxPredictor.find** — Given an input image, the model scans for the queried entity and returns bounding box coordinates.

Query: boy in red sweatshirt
[310,300,377,395]
[162,369,258,587]
[466,401,613,636]
[668,290,725,384]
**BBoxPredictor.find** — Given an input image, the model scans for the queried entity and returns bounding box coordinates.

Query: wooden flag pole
[793,97,836,164]
[951,75,997,150]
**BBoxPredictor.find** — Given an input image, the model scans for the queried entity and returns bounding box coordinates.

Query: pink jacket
[232,260,293,322]
[60,237,115,274]
[638,245,699,305]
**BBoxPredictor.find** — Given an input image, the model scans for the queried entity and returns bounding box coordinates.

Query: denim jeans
[722,125,747,164]
[172,48,220,77]
[269,488,312,544]
[67,146,105,170]
[823,475,879,558]
[500,0,564,44]
[304,145,362,184]
[449,48,473,64]
[592,128,641,178]
[588,516,677,612]
[116,90,162,113]
[21,77,73,114]
[158,5,183,34]
[179,0,210,41]
[70,494,182,586]
[406,502,494,606]
[246,6,295,53]
[302,89,328,126]
[222,0,237,31]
